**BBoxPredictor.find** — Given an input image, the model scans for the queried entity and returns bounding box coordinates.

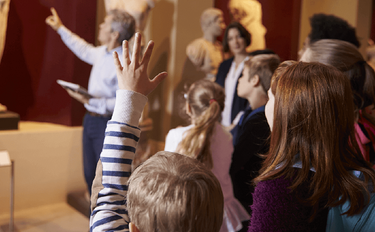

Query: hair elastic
[209,99,217,104]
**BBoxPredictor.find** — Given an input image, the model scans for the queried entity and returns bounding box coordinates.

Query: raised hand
[113,32,167,96]
[45,7,63,31]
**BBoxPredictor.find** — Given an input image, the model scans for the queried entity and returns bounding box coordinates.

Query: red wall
[0,0,300,126]
[0,0,97,126]
[215,0,302,61]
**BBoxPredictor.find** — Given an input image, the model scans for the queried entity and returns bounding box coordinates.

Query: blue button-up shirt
[58,26,122,115]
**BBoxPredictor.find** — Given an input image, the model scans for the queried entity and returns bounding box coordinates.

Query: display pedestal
[0,152,17,232]
[0,111,19,131]
[0,122,85,215]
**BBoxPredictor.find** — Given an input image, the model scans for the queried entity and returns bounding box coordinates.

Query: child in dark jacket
[230,54,280,216]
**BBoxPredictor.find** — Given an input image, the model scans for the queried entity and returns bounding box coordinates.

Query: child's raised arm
[89,32,167,232]
[113,32,167,96]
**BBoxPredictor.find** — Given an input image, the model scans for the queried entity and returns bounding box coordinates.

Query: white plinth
[0,122,85,215]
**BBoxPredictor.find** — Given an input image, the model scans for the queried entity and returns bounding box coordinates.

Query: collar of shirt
[238,105,264,126]
[221,56,250,126]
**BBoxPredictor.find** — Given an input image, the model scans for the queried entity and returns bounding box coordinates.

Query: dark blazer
[215,57,248,124]
[229,106,270,214]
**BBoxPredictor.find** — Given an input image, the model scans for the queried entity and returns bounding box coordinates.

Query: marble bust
[186,8,225,80]
[104,0,156,48]
[0,103,6,112]
[105,0,155,32]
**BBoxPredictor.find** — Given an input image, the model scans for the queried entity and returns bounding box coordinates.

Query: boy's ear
[250,74,260,86]
[129,222,140,232]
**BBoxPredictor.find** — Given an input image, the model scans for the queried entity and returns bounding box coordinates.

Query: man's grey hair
[109,9,136,44]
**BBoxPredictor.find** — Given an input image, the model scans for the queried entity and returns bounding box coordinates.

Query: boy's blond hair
[127,151,224,232]
[245,54,280,92]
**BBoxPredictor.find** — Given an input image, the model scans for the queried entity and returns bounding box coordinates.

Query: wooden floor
[0,203,89,232]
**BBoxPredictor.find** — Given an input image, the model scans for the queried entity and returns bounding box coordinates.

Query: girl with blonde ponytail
[176,80,223,169]
[165,79,250,232]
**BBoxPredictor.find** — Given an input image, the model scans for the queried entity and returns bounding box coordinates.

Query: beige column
[145,0,214,141]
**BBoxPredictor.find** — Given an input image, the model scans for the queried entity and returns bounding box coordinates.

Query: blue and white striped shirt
[90,89,147,232]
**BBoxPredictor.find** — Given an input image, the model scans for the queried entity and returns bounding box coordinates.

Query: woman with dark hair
[215,22,251,128]
[248,61,375,231]
[300,39,375,165]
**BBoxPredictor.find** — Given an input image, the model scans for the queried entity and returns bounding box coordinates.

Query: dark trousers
[82,113,111,195]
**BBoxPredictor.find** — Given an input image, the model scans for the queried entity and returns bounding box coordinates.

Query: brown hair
[308,14,360,47]
[270,60,298,94]
[244,54,281,92]
[256,61,375,217]
[222,22,251,53]
[302,39,375,114]
[128,151,224,232]
[176,80,225,169]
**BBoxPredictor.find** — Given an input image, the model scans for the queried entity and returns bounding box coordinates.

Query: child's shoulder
[214,122,233,140]
[165,125,194,152]
[166,124,194,142]
[243,110,268,130]
[168,124,194,135]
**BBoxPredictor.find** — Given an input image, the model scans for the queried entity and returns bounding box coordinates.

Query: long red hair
[256,61,375,217]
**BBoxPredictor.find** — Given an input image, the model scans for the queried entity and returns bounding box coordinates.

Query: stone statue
[104,0,155,47]
[228,0,266,52]
[0,103,6,112]
[186,8,225,80]
[0,0,10,63]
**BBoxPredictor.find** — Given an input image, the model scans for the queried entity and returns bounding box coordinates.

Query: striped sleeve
[89,90,148,232]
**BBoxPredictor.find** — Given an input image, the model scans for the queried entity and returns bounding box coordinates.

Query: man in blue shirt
[46,7,135,195]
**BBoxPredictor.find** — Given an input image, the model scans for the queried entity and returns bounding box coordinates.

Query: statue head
[200,8,225,37]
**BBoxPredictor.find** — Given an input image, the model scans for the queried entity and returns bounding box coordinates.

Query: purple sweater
[248,173,328,232]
